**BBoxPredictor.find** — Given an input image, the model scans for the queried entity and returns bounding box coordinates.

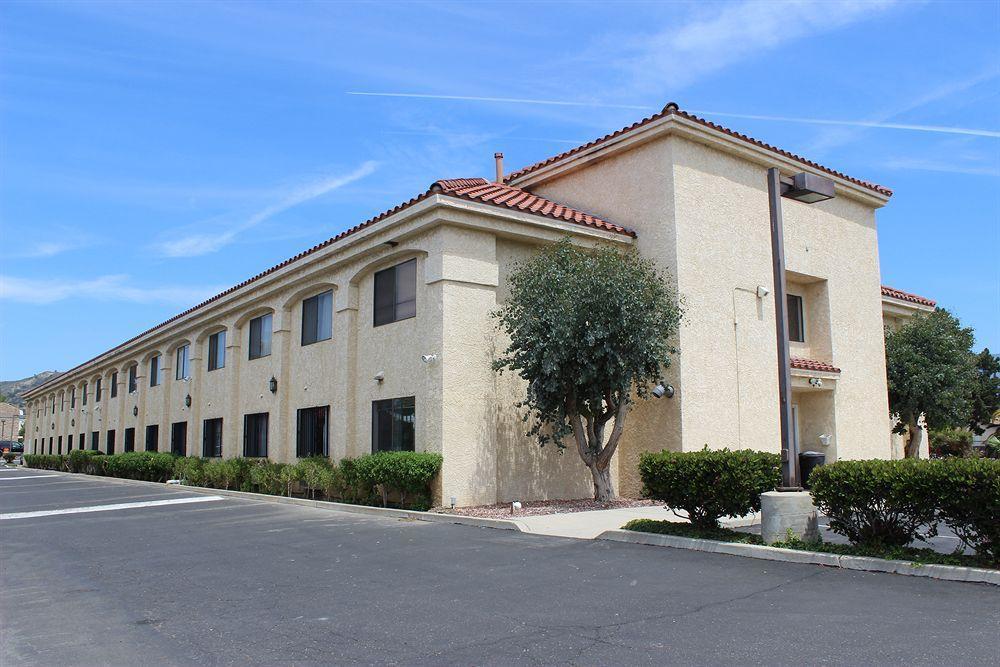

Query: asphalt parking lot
[1,468,998,666]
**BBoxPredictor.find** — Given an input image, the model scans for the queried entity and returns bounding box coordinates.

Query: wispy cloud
[882,157,1000,176]
[11,228,97,258]
[0,274,221,305]
[617,0,901,95]
[153,161,378,258]
[347,91,654,111]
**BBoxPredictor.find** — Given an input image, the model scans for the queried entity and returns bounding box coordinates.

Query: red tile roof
[431,178,635,237]
[791,357,841,374]
[505,102,892,197]
[24,178,632,398]
[881,285,936,308]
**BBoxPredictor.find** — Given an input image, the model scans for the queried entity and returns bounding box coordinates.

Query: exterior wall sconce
[269,377,278,394]
[71,419,75,427]
[185,394,192,407]
[133,406,139,417]
[808,377,823,388]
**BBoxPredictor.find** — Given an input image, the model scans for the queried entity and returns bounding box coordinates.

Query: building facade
[22,104,934,505]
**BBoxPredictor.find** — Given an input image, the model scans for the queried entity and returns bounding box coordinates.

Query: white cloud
[347,91,653,111]
[0,274,221,305]
[619,0,900,94]
[153,161,378,258]
[11,228,96,258]
[882,157,1000,176]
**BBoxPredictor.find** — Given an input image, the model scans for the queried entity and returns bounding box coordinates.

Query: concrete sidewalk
[515,505,760,539]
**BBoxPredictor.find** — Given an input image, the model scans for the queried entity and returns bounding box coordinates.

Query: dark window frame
[787,293,805,343]
[296,406,329,458]
[208,331,226,371]
[106,429,116,455]
[149,355,162,387]
[145,424,159,452]
[243,413,269,458]
[249,313,273,360]
[202,418,223,458]
[82,382,88,406]
[57,435,62,455]
[124,427,136,452]
[176,345,191,380]
[171,421,187,456]
[128,365,138,393]
[371,396,416,453]
[95,378,102,402]
[373,259,417,327]
[110,371,118,398]
[301,291,333,346]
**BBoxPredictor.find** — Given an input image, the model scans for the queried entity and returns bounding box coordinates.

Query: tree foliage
[967,348,1000,434]
[492,238,682,500]
[885,309,976,457]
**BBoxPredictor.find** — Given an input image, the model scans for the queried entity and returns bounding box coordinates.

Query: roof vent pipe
[494,152,504,183]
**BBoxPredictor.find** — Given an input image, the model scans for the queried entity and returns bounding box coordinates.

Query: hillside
[0,371,62,406]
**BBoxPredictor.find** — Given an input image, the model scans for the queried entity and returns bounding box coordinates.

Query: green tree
[967,348,1000,434]
[492,239,682,500]
[886,309,975,458]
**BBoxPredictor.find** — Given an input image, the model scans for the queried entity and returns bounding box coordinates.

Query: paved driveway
[1,469,998,666]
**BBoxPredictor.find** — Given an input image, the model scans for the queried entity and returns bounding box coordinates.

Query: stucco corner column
[760,490,818,544]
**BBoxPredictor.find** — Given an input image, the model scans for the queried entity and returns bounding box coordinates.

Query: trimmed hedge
[638,448,781,528]
[28,449,443,511]
[809,458,1000,562]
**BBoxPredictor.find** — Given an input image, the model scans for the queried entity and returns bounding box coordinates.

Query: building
[0,402,22,442]
[22,103,935,505]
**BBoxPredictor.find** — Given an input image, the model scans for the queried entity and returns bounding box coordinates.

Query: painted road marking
[0,475,61,480]
[0,496,224,520]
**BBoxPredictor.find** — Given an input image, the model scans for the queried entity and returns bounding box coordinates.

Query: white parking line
[0,496,224,520]
[0,475,61,480]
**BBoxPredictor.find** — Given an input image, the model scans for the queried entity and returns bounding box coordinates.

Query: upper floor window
[374,259,416,327]
[128,365,138,393]
[95,378,102,402]
[208,331,226,371]
[787,294,805,343]
[82,382,88,406]
[249,313,273,360]
[301,291,332,346]
[51,396,56,414]
[149,355,162,387]
[70,387,76,409]
[176,344,191,380]
[111,371,118,398]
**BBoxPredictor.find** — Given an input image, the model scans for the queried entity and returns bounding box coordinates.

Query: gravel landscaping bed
[441,497,657,519]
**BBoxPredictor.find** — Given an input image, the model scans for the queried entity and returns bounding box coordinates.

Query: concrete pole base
[760,490,818,544]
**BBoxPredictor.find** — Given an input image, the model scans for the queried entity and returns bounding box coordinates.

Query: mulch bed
[440,497,657,519]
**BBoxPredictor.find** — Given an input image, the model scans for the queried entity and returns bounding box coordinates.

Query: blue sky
[1,0,997,379]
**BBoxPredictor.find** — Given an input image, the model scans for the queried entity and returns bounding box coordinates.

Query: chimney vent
[494,152,504,183]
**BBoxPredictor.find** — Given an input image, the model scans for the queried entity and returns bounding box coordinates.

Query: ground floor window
[91,431,99,451]
[106,430,116,455]
[243,413,268,457]
[145,424,159,452]
[48,437,53,454]
[171,422,187,456]
[78,434,85,450]
[296,406,329,458]
[57,436,62,455]
[124,427,135,452]
[372,396,415,452]
[203,418,223,458]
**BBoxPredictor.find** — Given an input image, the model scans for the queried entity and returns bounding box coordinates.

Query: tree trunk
[904,419,924,458]
[589,463,614,502]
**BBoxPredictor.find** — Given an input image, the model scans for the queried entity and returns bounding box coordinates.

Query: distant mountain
[0,371,62,406]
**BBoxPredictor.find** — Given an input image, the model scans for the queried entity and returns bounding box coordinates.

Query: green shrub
[351,452,443,509]
[173,457,206,486]
[86,455,109,476]
[985,435,1000,460]
[929,427,974,458]
[101,452,177,482]
[808,459,939,549]
[249,460,289,496]
[931,458,1000,564]
[296,457,333,499]
[2,452,16,463]
[68,449,104,473]
[24,454,65,471]
[638,448,780,528]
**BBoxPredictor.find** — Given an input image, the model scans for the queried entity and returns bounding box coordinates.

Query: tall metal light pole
[767,168,835,491]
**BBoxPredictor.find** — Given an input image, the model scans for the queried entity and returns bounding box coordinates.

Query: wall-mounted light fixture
[374,372,385,385]
[808,377,823,388]
[185,394,192,407]
[133,406,139,417]
[71,419,75,427]
[269,376,278,394]
[652,382,674,399]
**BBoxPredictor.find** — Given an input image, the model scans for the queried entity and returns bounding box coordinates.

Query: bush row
[809,458,999,563]
[24,450,443,511]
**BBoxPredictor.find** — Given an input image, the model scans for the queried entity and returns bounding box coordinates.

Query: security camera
[652,383,674,399]
[757,286,770,299]
[819,433,833,446]
[421,354,438,364]
[374,372,385,383]
[809,377,823,388]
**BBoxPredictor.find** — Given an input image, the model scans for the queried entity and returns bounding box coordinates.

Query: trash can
[799,451,826,489]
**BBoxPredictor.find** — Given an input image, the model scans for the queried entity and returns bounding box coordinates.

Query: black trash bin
[799,451,826,489]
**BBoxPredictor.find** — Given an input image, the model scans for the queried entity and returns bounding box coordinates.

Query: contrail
[347,91,999,138]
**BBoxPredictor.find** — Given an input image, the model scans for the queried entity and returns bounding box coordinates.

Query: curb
[598,529,1000,586]
[29,469,529,532]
